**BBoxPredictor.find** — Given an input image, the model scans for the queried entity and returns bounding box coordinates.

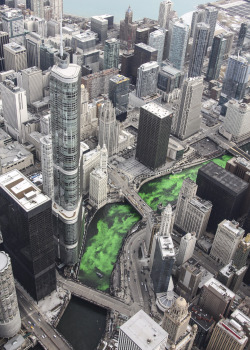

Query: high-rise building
[136,103,172,170]
[175,178,197,228]
[0,32,9,71]
[148,29,165,63]
[221,55,250,101]
[25,32,42,68]
[206,34,227,81]
[0,251,21,338]
[158,0,172,29]
[2,9,25,45]
[131,43,158,83]
[217,261,247,293]
[91,16,108,43]
[190,9,205,38]
[207,317,248,350]
[199,277,235,321]
[3,43,27,72]
[109,74,129,120]
[221,100,250,142]
[237,22,250,51]
[0,170,56,301]
[98,99,119,156]
[40,42,58,71]
[21,66,43,105]
[190,305,215,349]
[103,38,120,70]
[172,77,203,140]
[136,61,159,98]
[188,23,210,78]
[119,6,138,50]
[0,79,28,143]
[196,162,249,230]
[223,31,234,59]
[204,6,218,47]
[50,50,83,266]
[210,220,245,266]
[159,204,174,237]
[176,232,196,266]
[40,135,54,198]
[157,64,184,97]
[233,233,250,270]
[89,168,107,209]
[168,20,189,71]
[31,0,44,18]
[118,310,168,350]
[50,0,63,20]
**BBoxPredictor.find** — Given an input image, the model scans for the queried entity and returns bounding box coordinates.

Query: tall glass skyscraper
[50,52,83,266]
[168,20,189,71]
[206,34,226,81]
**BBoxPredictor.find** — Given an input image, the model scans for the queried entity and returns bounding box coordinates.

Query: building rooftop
[135,42,157,53]
[189,196,212,212]
[204,277,235,299]
[51,63,81,82]
[3,42,26,52]
[218,318,248,345]
[159,235,175,258]
[0,169,50,212]
[190,305,215,331]
[198,162,248,195]
[120,310,168,349]
[110,74,129,84]
[183,257,202,276]
[142,102,172,119]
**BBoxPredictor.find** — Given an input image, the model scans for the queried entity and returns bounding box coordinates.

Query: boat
[171,169,182,175]
[96,272,103,278]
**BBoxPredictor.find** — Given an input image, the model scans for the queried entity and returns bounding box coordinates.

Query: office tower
[159,204,174,237]
[89,168,107,209]
[158,0,172,29]
[222,100,250,142]
[131,43,158,83]
[135,27,150,45]
[148,29,165,63]
[40,43,58,71]
[0,170,56,301]
[50,50,83,266]
[91,16,108,43]
[199,278,235,321]
[31,0,44,18]
[2,9,25,45]
[135,61,159,98]
[72,31,97,52]
[157,64,184,96]
[21,67,43,105]
[104,38,120,70]
[40,135,54,198]
[136,103,172,170]
[0,79,28,143]
[237,22,250,51]
[221,55,250,101]
[190,305,215,349]
[206,34,227,81]
[118,310,168,350]
[3,43,27,72]
[162,297,191,343]
[207,317,248,350]
[120,52,134,78]
[223,31,234,59]
[188,23,210,78]
[176,232,196,266]
[217,261,247,293]
[196,162,249,230]
[98,99,119,156]
[172,77,203,140]
[233,234,250,270]
[177,258,203,302]
[82,68,119,100]
[190,9,205,38]
[175,179,197,227]
[109,74,129,120]
[210,220,245,266]
[25,32,42,68]
[50,0,63,20]
[0,32,9,71]
[151,235,175,293]
[119,6,138,50]
[168,20,189,71]
[204,7,218,47]
[47,19,60,37]
[0,251,21,338]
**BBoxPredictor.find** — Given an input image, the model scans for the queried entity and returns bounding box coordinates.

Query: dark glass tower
[0,31,9,71]
[0,170,56,302]
[206,34,226,81]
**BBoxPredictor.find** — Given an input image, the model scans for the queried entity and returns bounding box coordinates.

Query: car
[42,335,45,339]
[30,326,34,329]
[29,307,32,311]
[38,318,41,322]
[28,321,31,325]
[141,282,143,286]
[53,335,57,338]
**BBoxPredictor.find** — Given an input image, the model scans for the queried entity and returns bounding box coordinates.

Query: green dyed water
[139,155,232,211]
[79,203,140,291]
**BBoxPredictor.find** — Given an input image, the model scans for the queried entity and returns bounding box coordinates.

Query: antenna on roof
[60,12,63,58]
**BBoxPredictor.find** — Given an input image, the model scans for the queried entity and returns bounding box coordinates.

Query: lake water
[63,0,210,22]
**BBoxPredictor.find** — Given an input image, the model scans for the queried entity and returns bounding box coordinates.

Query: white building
[158,0,172,29]
[21,67,43,106]
[148,29,165,63]
[2,9,25,45]
[210,220,245,266]
[118,309,168,350]
[40,135,54,198]
[159,204,174,237]
[3,43,27,72]
[89,167,107,209]
[0,142,34,175]
[176,232,196,266]
[50,0,63,20]
[0,79,28,143]
[175,178,197,228]
[136,61,159,98]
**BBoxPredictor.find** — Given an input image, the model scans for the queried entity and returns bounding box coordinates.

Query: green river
[79,154,232,291]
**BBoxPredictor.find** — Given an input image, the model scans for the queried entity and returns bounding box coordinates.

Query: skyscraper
[0,170,56,301]
[233,234,250,270]
[221,55,250,101]
[136,61,159,98]
[136,103,172,170]
[176,232,196,266]
[188,23,210,78]
[40,135,54,199]
[0,32,9,71]
[148,29,165,63]
[119,6,138,50]
[190,9,205,38]
[0,251,21,338]
[237,22,250,51]
[159,204,174,237]
[109,74,129,121]
[204,6,218,47]
[168,20,189,71]
[50,48,83,266]
[158,0,172,29]
[89,168,107,209]
[21,66,43,105]
[3,43,27,72]
[91,16,108,43]
[131,43,158,83]
[2,9,25,45]
[104,38,120,70]
[172,77,203,140]
[50,0,63,20]
[31,0,44,18]
[206,34,227,81]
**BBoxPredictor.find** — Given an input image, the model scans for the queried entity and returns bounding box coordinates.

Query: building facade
[168,20,189,71]
[104,38,120,70]
[158,0,172,29]
[89,168,107,209]
[206,34,227,81]
[3,43,27,72]
[40,135,54,198]
[176,232,196,266]
[136,61,159,98]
